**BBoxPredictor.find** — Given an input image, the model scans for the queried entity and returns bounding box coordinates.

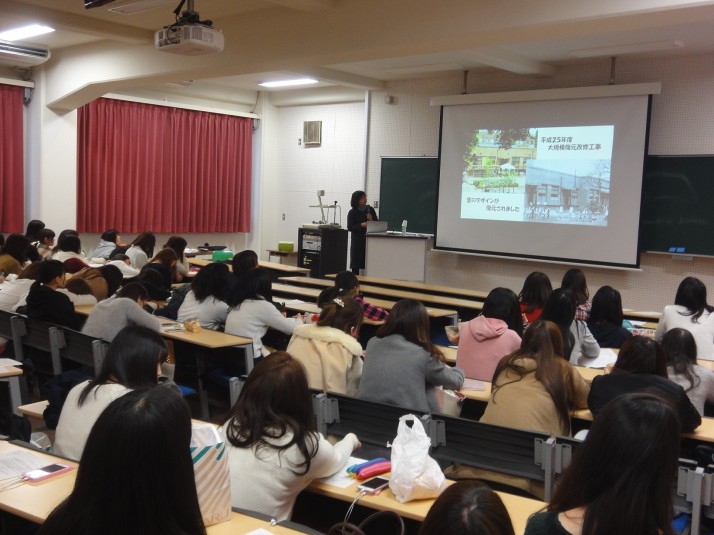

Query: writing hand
[366,213,373,221]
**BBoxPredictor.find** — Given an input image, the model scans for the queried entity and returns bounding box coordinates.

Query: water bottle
[401,220,408,236]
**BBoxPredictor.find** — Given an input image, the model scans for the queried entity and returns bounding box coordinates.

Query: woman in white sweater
[222,352,359,521]
[656,277,714,360]
[287,297,364,395]
[177,262,230,330]
[662,327,714,415]
[53,326,168,460]
[225,267,302,358]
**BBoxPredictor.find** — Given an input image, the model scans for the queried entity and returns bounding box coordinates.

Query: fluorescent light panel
[0,24,55,42]
[259,78,318,88]
[571,40,683,58]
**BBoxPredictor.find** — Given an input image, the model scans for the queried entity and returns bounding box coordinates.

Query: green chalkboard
[640,155,714,256]
[379,157,438,234]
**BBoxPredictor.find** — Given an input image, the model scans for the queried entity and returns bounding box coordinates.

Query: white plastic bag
[389,414,445,503]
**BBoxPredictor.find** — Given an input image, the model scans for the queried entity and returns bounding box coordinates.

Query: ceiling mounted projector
[155,0,224,55]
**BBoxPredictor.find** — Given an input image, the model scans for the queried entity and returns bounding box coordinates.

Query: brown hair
[492,320,579,434]
[317,297,364,334]
[376,299,443,361]
[65,278,93,296]
[223,352,318,475]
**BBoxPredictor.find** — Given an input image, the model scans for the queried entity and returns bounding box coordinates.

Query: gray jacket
[357,334,464,413]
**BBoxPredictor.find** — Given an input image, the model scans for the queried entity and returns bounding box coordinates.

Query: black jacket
[588,370,701,433]
[25,284,82,331]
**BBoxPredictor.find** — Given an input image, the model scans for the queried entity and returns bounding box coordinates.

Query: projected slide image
[460,126,613,226]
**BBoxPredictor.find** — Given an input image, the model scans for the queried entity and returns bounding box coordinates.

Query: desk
[277,300,383,326]
[188,258,311,277]
[272,283,458,323]
[267,249,298,266]
[280,277,483,314]
[309,477,544,534]
[327,274,489,300]
[365,233,431,282]
[0,442,308,534]
[0,367,25,416]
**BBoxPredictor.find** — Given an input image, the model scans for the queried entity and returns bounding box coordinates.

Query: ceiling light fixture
[259,78,318,88]
[570,40,683,58]
[0,24,55,42]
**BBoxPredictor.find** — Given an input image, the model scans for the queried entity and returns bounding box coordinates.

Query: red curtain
[77,98,252,233]
[0,84,25,233]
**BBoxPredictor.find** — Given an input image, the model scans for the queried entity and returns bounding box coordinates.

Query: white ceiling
[2,0,714,98]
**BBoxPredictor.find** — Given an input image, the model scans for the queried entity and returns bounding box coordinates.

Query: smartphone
[357,476,390,493]
[23,463,74,482]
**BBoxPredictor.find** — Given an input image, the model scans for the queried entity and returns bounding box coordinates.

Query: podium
[298,227,348,278]
[366,233,432,282]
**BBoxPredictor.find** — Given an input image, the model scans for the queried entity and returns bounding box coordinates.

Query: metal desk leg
[243,344,255,375]
[2,376,26,417]
[195,356,210,421]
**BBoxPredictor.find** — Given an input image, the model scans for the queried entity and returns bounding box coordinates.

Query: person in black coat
[346,190,378,275]
[588,336,701,433]
[24,260,81,331]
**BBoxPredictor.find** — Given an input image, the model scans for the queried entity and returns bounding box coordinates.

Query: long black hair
[231,267,273,307]
[317,270,360,307]
[223,352,319,475]
[540,288,576,360]
[518,271,552,315]
[674,276,714,322]
[78,326,167,406]
[547,393,679,535]
[0,233,30,263]
[39,386,206,535]
[589,285,624,326]
[482,287,523,337]
[662,328,698,390]
[191,262,230,303]
[561,268,589,306]
[350,190,366,209]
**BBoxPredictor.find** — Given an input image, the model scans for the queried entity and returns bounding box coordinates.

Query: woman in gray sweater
[358,299,464,413]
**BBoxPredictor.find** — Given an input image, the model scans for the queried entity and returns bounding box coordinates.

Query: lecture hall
[2,1,714,534]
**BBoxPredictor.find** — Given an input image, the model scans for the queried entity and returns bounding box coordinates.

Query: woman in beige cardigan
[287,297,364,396]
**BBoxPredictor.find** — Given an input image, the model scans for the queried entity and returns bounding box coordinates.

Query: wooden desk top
[272,283,457,320]
[326,274,490,300]
[74,305,252,349]
[0,441,78,524]
[0,367,23,378]
[278,300,383,326]
[207,512,307,534]
[309,477,544,533]
[280,277,483,311]
[188,258,310,276]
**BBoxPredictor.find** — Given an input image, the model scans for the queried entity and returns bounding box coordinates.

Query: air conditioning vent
[0,40,51,67]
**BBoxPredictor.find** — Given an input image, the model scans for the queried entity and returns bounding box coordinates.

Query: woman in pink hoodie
[456,288,523,381]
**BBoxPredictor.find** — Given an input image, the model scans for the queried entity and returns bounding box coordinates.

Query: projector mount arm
[172,0,213,28]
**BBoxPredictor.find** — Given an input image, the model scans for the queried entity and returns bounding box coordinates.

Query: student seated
[586,285,632,348]
[53,326,168,461]
[34,228,56,259]
[588,336,701,432]
[89,229,121,260]
[358,299,464,413]
[518,271,552,325]
[40,385,206,535]
[140,247,177,290]
[455,287,522,381]
[0,262,42,312]
[656,276,714,360]
[226,249,259,304]
[24,219,45,262]
[663,328,714,416]
[106,253,141,279]
[225,267,302,358]
[0,233,31,276]
[222,351,360,521]
[46,229,78,260]
[23,260,81,330]
[82,283,161,341]
[317,271,389,321]
[420,481,515,535]
[124,232,156,269]
[473,320,589,497]
[561,268,591,321]
[163,236,189,281]
[177,262,231,330]
[287,297,364,395]
[525,393,680,535]
[540,288,599,364]
[53,234,88,264]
